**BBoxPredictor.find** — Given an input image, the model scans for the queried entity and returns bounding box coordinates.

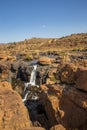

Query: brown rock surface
[40,84,63,127]
[7,56,16,61]
[50,124,66,130]
[0,54,7,61]
[0,81,31,130]
[40,84,87,130]
[76,67,87,91]
[59,87,87,129]
[38,56,55,65]
[0,81,12,89]
[20,127,46,130]
[0,63,9,73]
[57,63,77,84]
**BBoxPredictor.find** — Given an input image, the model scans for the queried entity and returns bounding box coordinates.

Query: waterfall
[22,64,39,102]
[22,91,29,102]
[29,65,37,86]
[24,64,39,90]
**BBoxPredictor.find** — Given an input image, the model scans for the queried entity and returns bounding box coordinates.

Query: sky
[0,0,87,43]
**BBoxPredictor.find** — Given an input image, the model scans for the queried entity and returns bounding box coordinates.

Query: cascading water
[29,65,37,86]
[22,91,29,102]
[22,64,49,129]
[22,64,39,102]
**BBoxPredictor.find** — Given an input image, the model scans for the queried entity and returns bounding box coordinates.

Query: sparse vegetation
[24,55,33,61]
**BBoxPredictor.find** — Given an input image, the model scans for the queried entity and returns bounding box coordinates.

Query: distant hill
[0,33,87,55]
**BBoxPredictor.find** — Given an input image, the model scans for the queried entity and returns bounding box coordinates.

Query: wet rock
[10,64,16,73]
[11,78,25,96]
[36,67,49,85]
[10,60,29,71]
[76,67,87,91]
[17,66,29,82]
[25,99,49,129]
[0,81,31,130]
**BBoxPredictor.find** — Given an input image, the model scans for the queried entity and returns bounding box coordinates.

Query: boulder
[40,84,63,127]
[57,63,77,84]
[40,84,87,130]
[59,87,87,129]
[0,81,12,89]
[11,78,25,97]
[0,81,31,130]
[0,63,12,82]
[0,54,7,61]
[7,56,16,61]
[38,56,55,65]
[76,67,87,91]
[0,63,9,73]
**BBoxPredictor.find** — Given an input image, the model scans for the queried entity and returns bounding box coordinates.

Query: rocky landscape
[0,33,87,130]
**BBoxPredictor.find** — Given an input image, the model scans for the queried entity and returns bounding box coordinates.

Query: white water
[25,65,39,88]
[22,65,39,102]
[22,91,29,102]
[29,65,37,86]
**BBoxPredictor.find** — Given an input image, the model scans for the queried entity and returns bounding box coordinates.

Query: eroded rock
[57,63,77,84]
[76,67,87,91]
[38,57,55,65]
[40,84,63,128]
[59,87,87,129]
[0,81,31,130]
[40,84,87,130]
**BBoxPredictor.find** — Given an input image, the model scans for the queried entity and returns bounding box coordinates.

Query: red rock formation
[0,81,12,89]
[59,87,87,129]
[57,63,77,84]
[40,84,63,128]
[40,84,87,130]
[0,81,31,130]
[38,56,55,65]
[0,54,7,61]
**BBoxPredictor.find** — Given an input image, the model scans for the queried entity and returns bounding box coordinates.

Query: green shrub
[24,55,33,61]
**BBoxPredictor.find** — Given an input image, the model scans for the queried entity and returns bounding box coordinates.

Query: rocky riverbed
[0,33,87,130]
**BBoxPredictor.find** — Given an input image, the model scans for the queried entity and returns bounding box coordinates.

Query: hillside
[1,33,87,52]
[0,33,87,66]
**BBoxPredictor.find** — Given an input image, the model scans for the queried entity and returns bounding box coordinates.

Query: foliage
[24,55,33,61]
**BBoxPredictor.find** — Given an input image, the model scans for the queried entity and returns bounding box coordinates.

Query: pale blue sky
[0,0,87,43]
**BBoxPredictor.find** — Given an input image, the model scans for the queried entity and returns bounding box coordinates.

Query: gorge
[0,33,87,130]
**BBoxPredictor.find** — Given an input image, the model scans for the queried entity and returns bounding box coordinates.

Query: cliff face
[40,84,87,130]
[0,81,31,130]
